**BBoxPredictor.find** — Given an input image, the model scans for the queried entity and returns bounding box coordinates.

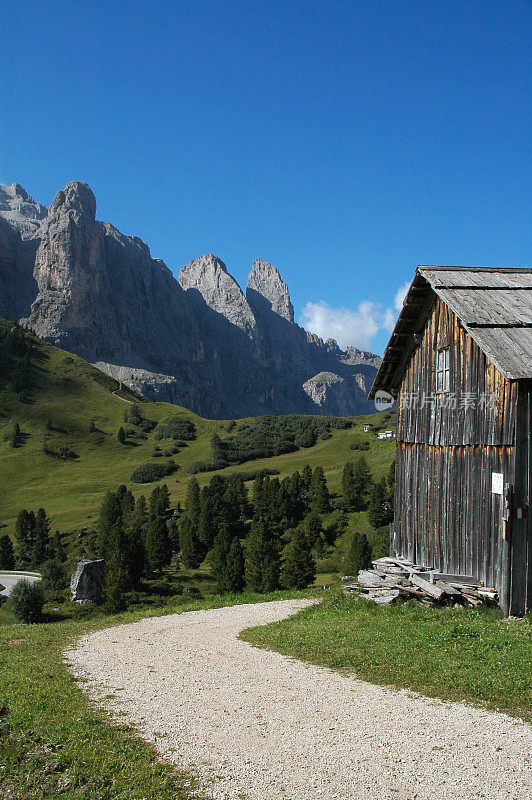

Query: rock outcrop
[180,254,256,334]
[0,183,47,239]
[247,259,294,323]
[0,179,381,417]
[70,559,108,604]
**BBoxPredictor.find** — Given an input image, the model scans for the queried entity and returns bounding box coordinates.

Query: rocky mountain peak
[0,182,47,239]
[247,258,294,323]
[50,181,96,220]
[179,253,256,333]
[0,179,381,418]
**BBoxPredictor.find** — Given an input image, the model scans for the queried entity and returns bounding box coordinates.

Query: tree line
[2,454,395,611]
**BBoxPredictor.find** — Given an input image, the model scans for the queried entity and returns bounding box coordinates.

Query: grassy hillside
[0,321,395,545]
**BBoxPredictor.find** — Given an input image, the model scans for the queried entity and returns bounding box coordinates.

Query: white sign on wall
[491,472,504,495]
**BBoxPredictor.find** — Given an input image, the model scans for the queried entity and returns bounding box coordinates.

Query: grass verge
[0,589,316,799]
[241,591,532,722]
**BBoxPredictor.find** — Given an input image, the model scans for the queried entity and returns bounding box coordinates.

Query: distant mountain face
[0,180,381,418]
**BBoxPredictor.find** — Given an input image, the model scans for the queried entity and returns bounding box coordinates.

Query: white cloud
[299,300,390,350]
[299,281,409,351]
[394,281,410,312]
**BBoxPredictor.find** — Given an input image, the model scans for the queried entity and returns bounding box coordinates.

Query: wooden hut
[369,266,532,616]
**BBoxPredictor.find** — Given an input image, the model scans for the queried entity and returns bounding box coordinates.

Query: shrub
[197,415,352,470]
[349,441,370,451]
[138,418,156,433]
[9,580,44,623]
[153,417,196,441]
[123,403,142,426]
[43,446,79,460]
[40,558,67,591]
[130,460,177,484]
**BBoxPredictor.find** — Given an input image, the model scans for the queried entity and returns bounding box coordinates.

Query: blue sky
[2,1,530,354]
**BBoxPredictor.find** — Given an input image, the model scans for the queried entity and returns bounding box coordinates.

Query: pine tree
[117,426,126,444]
[14,509,33,568]
[367,478,393,528]
[123,515,146,587]
[31,508,51,567]
[103,551,129,612]
[179,517,203,568]
[178,478,204,568]
[223,477,250,538]
[209,526,233,592]
[0,535,15,570]
[309,466,330,512]
[281,528,316,589]
[9,422,21,448]
[145,516,172,573]
[41,557,67,591]
[342,462,356,509]
[136,494,148,521]
[301,464,313,495]
[184,478,201,528]
[210,433,226,463]
[198,487,217,551]
[98,492,122,559]
[346,529,372,574]
[124,403,142,426]
[286,471,305,524]
[348,455,373,511]
[245,517,280,593]
[305,510,323,550]
[50,530,66,562]
[119,487,135,517]
[252,474,272,520]
[224,537,245,592]
[149,484,170,520]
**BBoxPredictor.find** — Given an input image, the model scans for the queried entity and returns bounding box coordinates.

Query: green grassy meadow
[0,329,395,543]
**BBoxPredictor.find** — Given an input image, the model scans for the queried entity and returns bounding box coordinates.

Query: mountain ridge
[0,180,381,418]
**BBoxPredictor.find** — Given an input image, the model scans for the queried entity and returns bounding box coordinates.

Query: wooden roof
[369,266,532,397]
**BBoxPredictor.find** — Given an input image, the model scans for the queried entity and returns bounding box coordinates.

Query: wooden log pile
[344,557,498,608]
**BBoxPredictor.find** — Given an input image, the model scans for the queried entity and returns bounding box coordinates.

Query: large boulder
[70,559,108,604]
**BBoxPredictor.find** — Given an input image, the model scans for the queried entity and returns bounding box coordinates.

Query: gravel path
[66,599,531,800]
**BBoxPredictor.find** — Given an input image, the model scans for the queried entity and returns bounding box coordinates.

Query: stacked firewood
[343,557,498,607]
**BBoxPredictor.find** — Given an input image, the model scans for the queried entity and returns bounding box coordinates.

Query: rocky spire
[49,181,96,219]
[246,258,294,323]
[179,253,256,333]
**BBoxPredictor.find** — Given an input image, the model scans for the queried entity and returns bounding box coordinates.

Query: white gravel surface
[66,599,531,800]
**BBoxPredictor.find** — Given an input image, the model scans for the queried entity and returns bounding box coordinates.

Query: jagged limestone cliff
[0,180,381,418]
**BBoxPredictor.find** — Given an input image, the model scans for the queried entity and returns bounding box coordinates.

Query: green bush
[40,558,67,591]
[130,460,177,484]
[192,415,352,473]
[349,440,370,451]
[153,417,196,441]
[9,580,44,623]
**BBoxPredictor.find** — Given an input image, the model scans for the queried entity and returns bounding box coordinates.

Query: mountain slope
[0,321,394,537]
[0,181,381,418]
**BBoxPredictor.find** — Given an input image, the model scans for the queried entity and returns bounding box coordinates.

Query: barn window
[436,347,450,392]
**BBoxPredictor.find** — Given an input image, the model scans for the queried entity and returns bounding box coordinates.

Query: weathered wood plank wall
[392,297,519,600]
